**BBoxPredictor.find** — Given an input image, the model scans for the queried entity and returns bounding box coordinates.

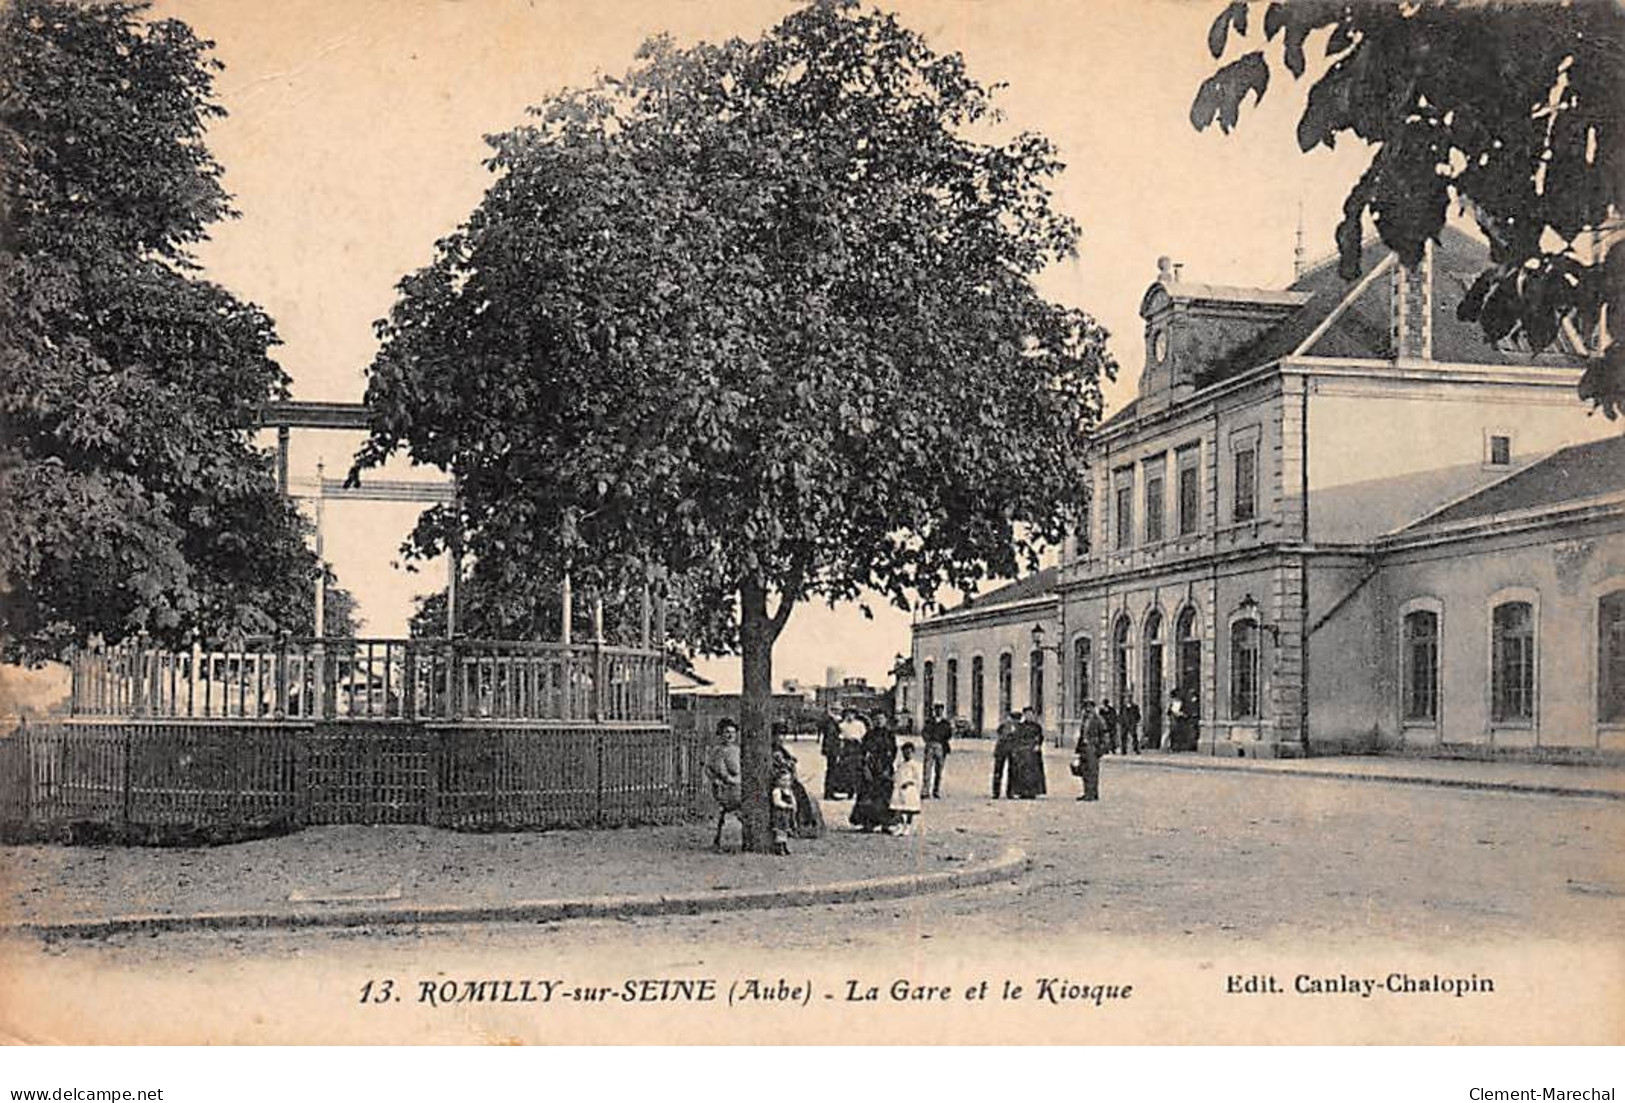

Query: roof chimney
[1391,240,1434,362]
[1293,201,1306,280]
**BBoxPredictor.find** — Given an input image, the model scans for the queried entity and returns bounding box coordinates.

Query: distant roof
[1097,397,1140,432]
[1404,434,1625,530]
[955,565,1059,611]
[1143,281,1310,314]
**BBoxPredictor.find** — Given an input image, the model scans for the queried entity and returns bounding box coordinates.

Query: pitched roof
[954,565,1059,611]
[1210,237,1392,374]
[1217,226,1588,375]
[1404,434,1625,530]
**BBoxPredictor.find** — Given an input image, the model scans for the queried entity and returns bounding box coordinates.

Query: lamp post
[1030,622,1065,746]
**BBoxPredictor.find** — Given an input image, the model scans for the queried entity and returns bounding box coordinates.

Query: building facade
[912,568,1060,738]
[914,229,1623,758]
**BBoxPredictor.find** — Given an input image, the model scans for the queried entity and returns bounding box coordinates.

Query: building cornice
[1278,357,1585,387]
[1376,495,1625,555]
[914,594,1058,634]
[1057,542,1337,593]
[1092,356,1585,453]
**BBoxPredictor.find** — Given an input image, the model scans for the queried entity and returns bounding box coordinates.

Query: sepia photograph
[1,0,1622,1057]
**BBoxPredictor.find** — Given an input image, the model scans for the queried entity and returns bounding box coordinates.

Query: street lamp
[1032,621,1069,657]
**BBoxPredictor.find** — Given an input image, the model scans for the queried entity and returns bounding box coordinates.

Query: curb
[1110,755,1625,802]
[3,845,1030,941]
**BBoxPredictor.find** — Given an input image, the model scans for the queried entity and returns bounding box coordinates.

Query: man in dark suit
[991,711,1020,798]
[922,704,953,798]
[1123,698,1142,755]
[1075,700,1105,801]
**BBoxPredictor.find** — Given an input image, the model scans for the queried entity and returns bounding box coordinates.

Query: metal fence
[68,636,668,724]
[0,719,710,842]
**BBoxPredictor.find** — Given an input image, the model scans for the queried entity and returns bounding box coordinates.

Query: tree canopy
[357,0,1113,848]
[0,0,324,658]
[1193,0,1623,416]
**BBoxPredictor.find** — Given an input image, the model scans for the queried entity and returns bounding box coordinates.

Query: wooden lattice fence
[0,719,710,843]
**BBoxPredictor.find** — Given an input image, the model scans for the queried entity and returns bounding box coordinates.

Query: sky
[153,0,1373,692]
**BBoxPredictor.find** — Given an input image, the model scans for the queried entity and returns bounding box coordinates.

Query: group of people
[704,719,826,855]
[820,709,925,837]
[706,690,1199,850]
[990,706,1047,799]
[1094,699,1144,755]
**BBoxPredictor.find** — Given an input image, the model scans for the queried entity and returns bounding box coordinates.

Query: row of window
[921,651,1047,728]
[1404,592,1625,727]
[1100,430,1520,557]
[923,589,1625,731]
[1108,436,1257,553]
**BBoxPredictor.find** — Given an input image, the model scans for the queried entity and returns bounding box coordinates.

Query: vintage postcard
[1,0,1622,1049]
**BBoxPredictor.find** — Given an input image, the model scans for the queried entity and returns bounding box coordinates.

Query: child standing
[770,767,796,856]
[890,742,922,836]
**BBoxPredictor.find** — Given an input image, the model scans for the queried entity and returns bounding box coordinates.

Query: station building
[912,229,1624,758]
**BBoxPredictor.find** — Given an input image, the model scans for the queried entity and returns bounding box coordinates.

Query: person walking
[991,711,1020,798]
[1123,698,1142,755]
[1074,701,1105,801]
[921,704,952,798]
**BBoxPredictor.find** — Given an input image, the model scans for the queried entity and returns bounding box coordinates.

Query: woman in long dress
[825,710,867,799]
[1008,709,1047,799]
[848,715,899,832]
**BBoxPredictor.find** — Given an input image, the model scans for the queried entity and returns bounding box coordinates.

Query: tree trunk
[737,581,776,854]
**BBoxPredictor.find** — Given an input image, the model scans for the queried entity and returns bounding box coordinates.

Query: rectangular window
[1073,636,1092,710]
[1144,454,1170,545]
[1114,479,1134,549]
[1488,434,1512,467]
[1491,602,1535,724]
[1601,591,1625,725]
[945,658,959,718]
[1177,447,1201,535]
[1402,610,1439,724]
[1233,447,1257,523]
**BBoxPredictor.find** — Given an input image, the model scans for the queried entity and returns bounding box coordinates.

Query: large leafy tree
[0,0,322,658]
[357,0,1112,850]
[1193,1,1624,416]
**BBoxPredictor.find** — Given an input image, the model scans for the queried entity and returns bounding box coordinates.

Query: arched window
[997,652,1013,719]
[1143,610,1165,743]
[1599,590,1625,724]
[1176,607,1201,720]
[1491,601,1535,723]
[945,657,959,719]
[922,660,935,714]
[1402,609,1440,724]
[970,655,986,734]
[1230,619,1260,720]
[1073,636,1092,709]
[1029,649,1045,717]
[1112,615,1132,706]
